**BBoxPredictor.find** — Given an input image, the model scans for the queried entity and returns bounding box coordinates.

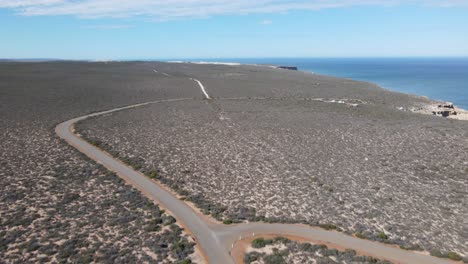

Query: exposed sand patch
[405,102,468,121]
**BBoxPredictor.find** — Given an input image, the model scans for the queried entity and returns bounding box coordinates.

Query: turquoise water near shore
[186,58,468,109]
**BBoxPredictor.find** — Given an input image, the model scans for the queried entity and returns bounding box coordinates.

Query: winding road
[56,73,453,264]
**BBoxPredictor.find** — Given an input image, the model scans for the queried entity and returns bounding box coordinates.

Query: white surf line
[190,78,211,99]
[153,69,158,73]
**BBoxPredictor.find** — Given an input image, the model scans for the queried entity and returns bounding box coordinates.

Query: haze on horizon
[1,0,468,60]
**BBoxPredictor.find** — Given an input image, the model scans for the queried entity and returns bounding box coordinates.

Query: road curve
[56,80,454,264]
[55,98,232,264]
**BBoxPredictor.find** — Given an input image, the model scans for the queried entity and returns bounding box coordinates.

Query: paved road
[56,76,453,264]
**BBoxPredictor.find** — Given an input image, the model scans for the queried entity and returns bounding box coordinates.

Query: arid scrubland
[0,62,200,263]
[1,61,467,262]
[77,92,468,258]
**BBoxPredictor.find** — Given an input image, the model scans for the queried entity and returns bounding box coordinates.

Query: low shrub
[251,238,273,249]
[319,224,337,230]
[147,171,159,179]
[299,242,314,252]
[399,244,422,251]
[162,216,176,226]
[149,218,163,225]
[344,249,357,257]
[76,254,93,264]
[354,232,366,239]
[377,232,388,240]
[352,255,381,263]
[243,252,262,264]
[144,223,161,232]
[322,248,339,257]
[263,253,286,264]
[273,237,290,244]
[170,240,195,260]
[430,250,445,258]
[447,252,462,261]
[222,219,233,225]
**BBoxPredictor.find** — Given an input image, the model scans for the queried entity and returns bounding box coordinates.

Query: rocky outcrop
[402,101,468,120]
[277,66,298,71]
[432,104,457,117]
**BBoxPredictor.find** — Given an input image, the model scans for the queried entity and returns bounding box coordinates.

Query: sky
[1,0,468,60]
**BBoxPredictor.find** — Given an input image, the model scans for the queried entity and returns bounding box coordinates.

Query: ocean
[185,58,468,109]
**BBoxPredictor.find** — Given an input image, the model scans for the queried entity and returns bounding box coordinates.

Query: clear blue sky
[1,1,467,60]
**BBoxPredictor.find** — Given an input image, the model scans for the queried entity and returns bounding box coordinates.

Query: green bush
[273,237,290,244]
[322,248,339,257]
[251,238,273,249]
[223,219,233,225]
[147,171,158,179]
[131,164,142,170]
[399,244,422,251]
[263,254,285,264]
[149,218,163,225]
[163,216,176,226]
[447,252,462,261]
[299,242,314,252]
[430,250,445,258]
[77,254,93,264]
[243,252,262,264]
[170,240,195,259]
[319,224,337,230]
[144,223,160,232]
[88,140,98,146]
[377,232,388,240]
[354,232,366,239]
[178,259,191,264]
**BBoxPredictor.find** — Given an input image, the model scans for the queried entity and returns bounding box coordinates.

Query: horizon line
[2,56,468,62]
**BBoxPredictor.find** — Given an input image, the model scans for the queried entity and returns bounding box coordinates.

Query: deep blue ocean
[186,58,468,109]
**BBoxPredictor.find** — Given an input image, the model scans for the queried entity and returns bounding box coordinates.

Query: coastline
[167,60,468,121]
